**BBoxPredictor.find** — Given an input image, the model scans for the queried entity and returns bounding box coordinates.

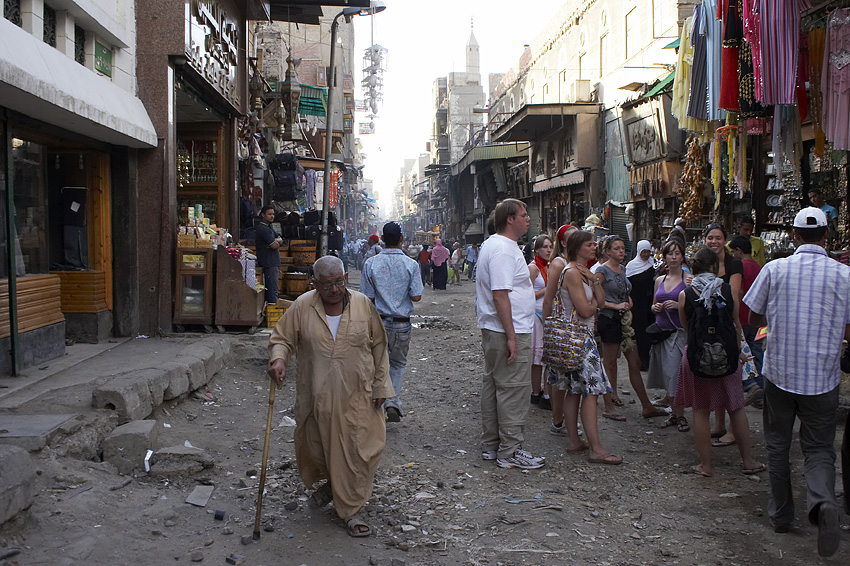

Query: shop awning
[642,71,675,99]
[452,142,530,175]
[533,170,585,193]
[268,1,371,24]
[298,85,327,116]
[0,22,157,148]
[491,103,602,142]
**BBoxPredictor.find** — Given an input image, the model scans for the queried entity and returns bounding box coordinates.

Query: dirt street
[1,271,847,566]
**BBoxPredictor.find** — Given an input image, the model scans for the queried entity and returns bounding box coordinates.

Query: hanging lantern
[278,56,302,141]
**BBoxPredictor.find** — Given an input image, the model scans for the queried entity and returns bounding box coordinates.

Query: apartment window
[625,8,638,60]
[74,25,85,65]
[653,0,675,37]
[578,52,587,81]
[600,34,608,78]
[4,0,22,27]
[43,4,56,47]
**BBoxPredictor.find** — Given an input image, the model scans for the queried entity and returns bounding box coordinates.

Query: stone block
[174,355,207,391]
[103,419,159,475]
[0,322,65,375]
[64,311,112,344]
[148,445,214,478]
[0,445,35,525]
[161,362,190,400]
[92,374,153,422]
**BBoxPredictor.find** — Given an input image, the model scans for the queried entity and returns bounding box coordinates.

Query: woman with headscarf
[626,240,656,370]
[430,239,451,290]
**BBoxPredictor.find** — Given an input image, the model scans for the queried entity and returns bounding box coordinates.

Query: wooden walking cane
[253,379,277,540]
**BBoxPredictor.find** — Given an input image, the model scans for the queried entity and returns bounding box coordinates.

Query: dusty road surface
[2,271,848,566]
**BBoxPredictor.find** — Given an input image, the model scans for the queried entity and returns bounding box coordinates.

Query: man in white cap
[744,206,850,557]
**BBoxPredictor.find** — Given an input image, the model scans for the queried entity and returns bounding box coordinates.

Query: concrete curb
[91,336,232,423]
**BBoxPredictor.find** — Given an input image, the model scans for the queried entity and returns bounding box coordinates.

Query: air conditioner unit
[570,80,591,103]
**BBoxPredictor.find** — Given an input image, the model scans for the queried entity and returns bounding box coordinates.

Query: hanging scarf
[430,239,450,266]
[690,272,724,312]
[534,254,549,285]
[625,240,654,278]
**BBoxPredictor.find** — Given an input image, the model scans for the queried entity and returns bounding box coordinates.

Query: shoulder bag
[542,268,589,373]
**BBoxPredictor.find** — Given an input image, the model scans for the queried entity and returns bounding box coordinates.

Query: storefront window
[11,139,48,275]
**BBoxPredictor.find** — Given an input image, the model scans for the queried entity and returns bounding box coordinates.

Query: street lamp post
[320,1,386,257]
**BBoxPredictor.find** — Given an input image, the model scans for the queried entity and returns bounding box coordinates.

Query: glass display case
[177,128,223,226]
[174,248,214,327]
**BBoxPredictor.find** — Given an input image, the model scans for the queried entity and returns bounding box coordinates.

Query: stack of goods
[178,205,229,248]
[289,240,317,265]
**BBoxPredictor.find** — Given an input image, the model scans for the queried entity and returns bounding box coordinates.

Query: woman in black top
[703,223,743,446]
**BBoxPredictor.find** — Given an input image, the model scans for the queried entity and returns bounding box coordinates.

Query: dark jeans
[263,265,279,304]
[420,262,431,285]
[742,325,765,391]
[466,260,475,280]
[763,379,839,526]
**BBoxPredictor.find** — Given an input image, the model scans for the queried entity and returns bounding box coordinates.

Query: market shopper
[648,240,689,432]
[527,235,553,408]
[675,247,763,479]
[476,199,544,470]
[703,224,743,447]
[743,207,850,557]
[596,236,669,421]
[541,229,621,465]
[430,239,451,290]
[466,243,478,281]
[267,256,393,538]
[626,240,656,371]
[255,205,284,305]
[729,235,765,406]
[451,242,463,285]
[360,222,423,423]
[734,217,766,266]
[364,235,382,262]
[418,244,431,286]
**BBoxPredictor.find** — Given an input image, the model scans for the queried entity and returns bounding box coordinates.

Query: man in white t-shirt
[475,199,543,470]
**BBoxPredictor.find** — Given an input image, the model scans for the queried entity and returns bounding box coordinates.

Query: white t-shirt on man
[475,234,535,334]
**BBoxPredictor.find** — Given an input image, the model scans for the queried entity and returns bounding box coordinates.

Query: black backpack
[685,285,739,378]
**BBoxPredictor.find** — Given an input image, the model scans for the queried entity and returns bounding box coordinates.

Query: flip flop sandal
[566,443,589,455]
[308,482,333,508]
[683,465,711,477]
[602,413,627,422]
[611,397,625,407]
[588,454,623,465]
[711,438,736,447]
[741,463,766,475]
[658,415,678,429]
[643,407,671,418]
[676,417,690,432]
[710,429,727,439]
[345,513,372,537]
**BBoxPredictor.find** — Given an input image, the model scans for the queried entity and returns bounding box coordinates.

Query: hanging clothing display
[718,0,741,111]
[808,27,827,156]
[687,4,710,120]
[704,0,727,121]
[758,0,810,105]
[822,8,850,151]
[673,16,712,140]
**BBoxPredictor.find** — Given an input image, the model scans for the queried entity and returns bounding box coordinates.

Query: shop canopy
[298,85,327,116]
[268,1,371,24]
[491,103,601,142]
[642,71,675,99]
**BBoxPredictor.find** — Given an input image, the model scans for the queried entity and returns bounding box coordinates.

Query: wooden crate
[284,273,309,295]
[265,304,288,327]
[291,250,316,264]
[289,239,317,251]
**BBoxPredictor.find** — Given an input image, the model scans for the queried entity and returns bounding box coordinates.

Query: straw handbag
[542,268,589,373]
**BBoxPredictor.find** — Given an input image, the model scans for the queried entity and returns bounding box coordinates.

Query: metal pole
[320,13,344,258]
[4,120,18,376]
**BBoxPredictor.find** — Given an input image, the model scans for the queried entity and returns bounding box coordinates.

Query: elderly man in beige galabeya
[267,255,393,537]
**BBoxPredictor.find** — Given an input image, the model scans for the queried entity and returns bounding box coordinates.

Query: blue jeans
[742,325,765,391]
[382,320,412,415]
[263,265,279,304]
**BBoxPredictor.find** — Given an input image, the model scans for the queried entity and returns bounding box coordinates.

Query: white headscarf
[625,240,654,278]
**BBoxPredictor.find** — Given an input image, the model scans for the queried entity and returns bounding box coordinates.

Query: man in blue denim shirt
[361,222,423,422]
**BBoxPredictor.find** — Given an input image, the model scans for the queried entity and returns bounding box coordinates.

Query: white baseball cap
[793,206,827,228]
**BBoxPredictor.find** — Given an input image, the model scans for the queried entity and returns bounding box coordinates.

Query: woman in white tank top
[528,235,553,405]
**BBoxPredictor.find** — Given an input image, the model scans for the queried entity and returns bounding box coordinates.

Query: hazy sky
[351,0,567,216]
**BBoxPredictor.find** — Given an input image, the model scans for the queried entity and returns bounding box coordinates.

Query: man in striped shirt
[744,207,850,558]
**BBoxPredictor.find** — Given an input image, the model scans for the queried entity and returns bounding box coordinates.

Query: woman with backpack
[675,247,764,477]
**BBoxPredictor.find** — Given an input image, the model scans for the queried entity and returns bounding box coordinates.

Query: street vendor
[267,255,393,537]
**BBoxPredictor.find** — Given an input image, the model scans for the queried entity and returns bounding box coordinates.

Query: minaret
[466,18,479,76]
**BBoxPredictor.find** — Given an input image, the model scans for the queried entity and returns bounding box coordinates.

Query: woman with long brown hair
[542,229,621,464]
[528,234,554,406]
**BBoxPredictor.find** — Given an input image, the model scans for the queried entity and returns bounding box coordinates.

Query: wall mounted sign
[185,0,241,108]
[625,112,662,165]
[95,41,112,77]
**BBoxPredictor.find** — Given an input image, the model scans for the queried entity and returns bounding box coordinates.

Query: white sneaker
[481,450,497,460]
[497,448,545,469]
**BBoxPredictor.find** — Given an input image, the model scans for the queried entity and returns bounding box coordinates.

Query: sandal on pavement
[676,416,690,432]
[741,463,766,475]
[611,397,625,408]
[658,415,678,429]
[711,437,736,447]
[588,454,623,465]
[308,482,333,508]
[345,513,371,537]
[602,412,627,422]
[642,407,671,418]
[683,465,711,477]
